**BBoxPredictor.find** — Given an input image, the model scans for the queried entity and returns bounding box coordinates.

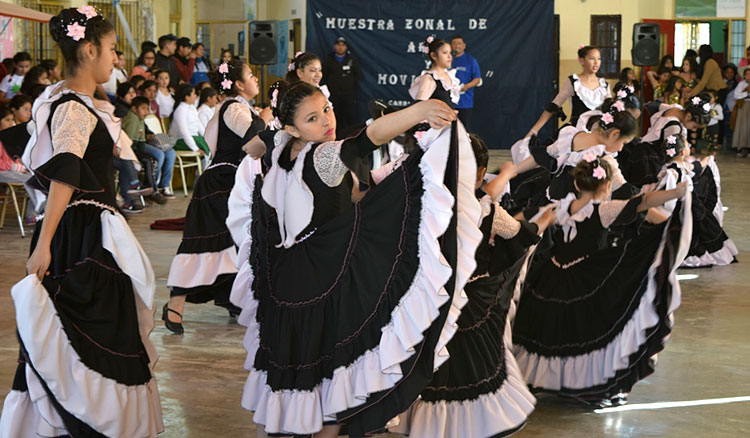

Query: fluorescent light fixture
[595,396,750,414]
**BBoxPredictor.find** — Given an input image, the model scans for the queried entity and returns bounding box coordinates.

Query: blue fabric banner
[306,0,554,149]
[268,20,290,78]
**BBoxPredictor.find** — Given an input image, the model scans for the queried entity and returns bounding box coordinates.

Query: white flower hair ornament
[691,96,702,106]
[703,103,711,113]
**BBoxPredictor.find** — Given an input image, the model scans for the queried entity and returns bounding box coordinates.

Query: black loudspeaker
[632,23,660,66]
[248,21,278,65]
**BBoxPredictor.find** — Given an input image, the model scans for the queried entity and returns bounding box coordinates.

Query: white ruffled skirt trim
[228,123,482,434]
[390,314,535,438]
[2,210,163,437]
[167,246,238,289]
[512,193,692,394]
[681,238,738,268]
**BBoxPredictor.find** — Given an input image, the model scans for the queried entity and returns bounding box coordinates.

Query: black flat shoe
[162,303,184,334]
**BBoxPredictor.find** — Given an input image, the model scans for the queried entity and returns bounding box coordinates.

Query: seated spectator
[122,96,174,202]
[102,50,128,102]
[9,95,32,124]
[197,86,217,129]
[132,48,156,80]
[39,59,61,83]
[155,70,175,117]
[191,43,211,86]
[0,106,25,179]
[130,74,146,92]
[114,82,137,118]
[170,83,208,155]
[0,52,31,104]
[19,66,50,97]
[140,79,161,117]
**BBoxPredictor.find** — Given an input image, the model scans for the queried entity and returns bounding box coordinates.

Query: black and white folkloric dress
[391,194,538,438]
[655,159,737,268]
[409,69,462,109]
[0,84,163,437]
[228,122,482,436]
[512,191,692,400]
[167,96,266,311]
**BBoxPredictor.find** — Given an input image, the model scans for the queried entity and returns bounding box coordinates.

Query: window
[591,15,621,79]
[674,22,711,67]
[730,20,746,65]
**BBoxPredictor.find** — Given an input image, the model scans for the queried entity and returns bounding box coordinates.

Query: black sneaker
[148,192,168,205]
[121,201,143,213]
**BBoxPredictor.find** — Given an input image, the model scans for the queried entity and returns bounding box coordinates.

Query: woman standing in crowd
[526,45,611,137]
[0,7,162,436]
[688,45,726,98]
[732,67,750,157]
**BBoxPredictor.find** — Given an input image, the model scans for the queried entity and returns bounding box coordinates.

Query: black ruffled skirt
[168,162,239,309]
[230,124,482,436]
[513,198,691,400]
[0,202,162,437]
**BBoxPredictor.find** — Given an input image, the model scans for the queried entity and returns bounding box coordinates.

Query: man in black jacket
[154,34,179,90]
[323,37,361,137]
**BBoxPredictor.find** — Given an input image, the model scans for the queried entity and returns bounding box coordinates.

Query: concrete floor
[0,151,749,437]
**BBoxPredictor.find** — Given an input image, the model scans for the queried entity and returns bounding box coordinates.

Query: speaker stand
[639,67,646,135]
[259,64,266,106]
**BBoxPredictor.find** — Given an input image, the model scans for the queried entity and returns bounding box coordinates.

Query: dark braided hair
[274,81,324,127]
[469,133,489,170]
[208,58,245,97]
[598,105,637,137]
[49,7,114,75]
[285,52,321,83]
[613,82,642,110]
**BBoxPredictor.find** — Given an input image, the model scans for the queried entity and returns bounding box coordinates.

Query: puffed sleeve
[599,195,644,228]
[30,100,102,193]
[314,127,380,189]
[223,101,266,142]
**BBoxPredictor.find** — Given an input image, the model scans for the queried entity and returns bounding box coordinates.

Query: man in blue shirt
[451,36,481,130]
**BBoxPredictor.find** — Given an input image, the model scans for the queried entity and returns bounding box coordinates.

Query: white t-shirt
[197,104,215,130]
[155,89,175,118]
[0,74,25,99]
[101,68,127,96]
[169,103,204,151]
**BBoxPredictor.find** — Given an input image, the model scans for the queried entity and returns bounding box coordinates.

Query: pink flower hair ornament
[592,166,607,180]
[666,147,676,157]
[77,5,98,19]
[691,96,701,105]
[66,22,86,41]
[601,112,615,125]
[270,89,279,109]
[579,43,585,49]
[613,100,625,112]
[221,78,233,90]
[218,63,229,74]
[627,85,635,94]
[667,135,677,145]
[617,90,628,99]
[426,35,434,44]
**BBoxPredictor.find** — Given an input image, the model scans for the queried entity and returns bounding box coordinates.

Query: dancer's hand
[675,181,689,198]
[535,206,558,232]
[418,99,456,130]
[27,245,51,280]
[259,107,274,125]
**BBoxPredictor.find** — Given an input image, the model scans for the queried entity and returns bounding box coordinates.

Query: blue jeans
[112,157,138,203]
[140,144,176,189]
